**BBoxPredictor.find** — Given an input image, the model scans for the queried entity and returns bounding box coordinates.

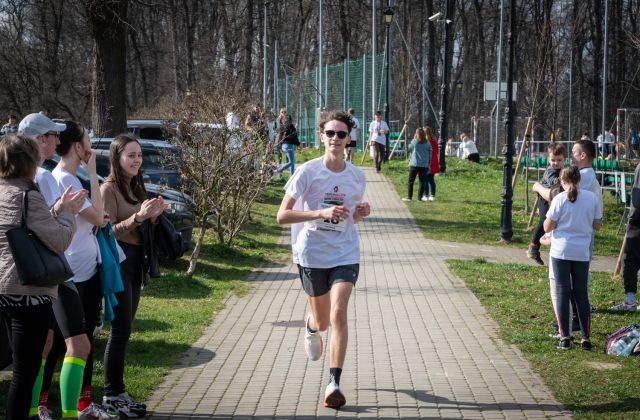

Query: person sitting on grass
[529,143,567,265]
[544,166,601,351]
[459,133,479,163]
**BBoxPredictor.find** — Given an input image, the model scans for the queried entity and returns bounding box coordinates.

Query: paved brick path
[145,168,599,419]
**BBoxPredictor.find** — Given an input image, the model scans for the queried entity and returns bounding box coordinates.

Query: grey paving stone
[145,168,575,419]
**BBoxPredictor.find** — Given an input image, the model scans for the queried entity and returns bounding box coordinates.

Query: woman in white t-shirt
[544,165,601,351]
[40,121,113,418]
[277,110,370,410]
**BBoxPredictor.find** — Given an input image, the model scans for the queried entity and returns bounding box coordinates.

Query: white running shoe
[38,406,54,420]
[78,402,119,419]
[428,195,435,201]
[401,197,411,202]
[420,196,429,202]
[324,382,346,409]
[304,313,323,361]
[103,392,147,418]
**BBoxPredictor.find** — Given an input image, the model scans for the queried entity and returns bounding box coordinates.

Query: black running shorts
[52,281,86,338]
[297,264,359,297]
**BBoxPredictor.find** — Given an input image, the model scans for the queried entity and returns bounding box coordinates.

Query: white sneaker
[428,196,435,201]
[102,392,147,418]
[420,196,429,202]
[609,301,638,312]
[78,402,119,419]
[323,382,346,409]
[38,406,54,420]
[401,197,411,202]
[304,313,323,361]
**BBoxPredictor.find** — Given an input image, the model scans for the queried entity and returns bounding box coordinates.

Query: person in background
[1,114,19,136]
[629,128,639,158]
[424,126,440,201]
[367,111,389,173]
[100,135,164,417]
[277,110,370,409]
[40,121,115,420]
[445,137,457,156]
[18,113,65,207]
[609,161,640,312]
[460,133,480,163]
[345,108,359,162]
[529,143,567,265]
[276,111,300,176]
[402,128,431,202]
[0,134,82,420]
[544,166,601,351]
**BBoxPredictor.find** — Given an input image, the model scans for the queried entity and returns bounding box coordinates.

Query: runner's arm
[277,194,349,225]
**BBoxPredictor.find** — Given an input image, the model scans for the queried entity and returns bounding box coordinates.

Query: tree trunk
[187,217,208,278]
[85,0,128,137]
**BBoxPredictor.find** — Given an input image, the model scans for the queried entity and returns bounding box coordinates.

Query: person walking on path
[529,143,566,265]
[100,135,164,417]
[424,126,440,201]
[609,161,640,312]
[345,108,359,162]
[276,110,371,410]
[367,111,389,173]
[402,128,431,202]
[544,165,601,351]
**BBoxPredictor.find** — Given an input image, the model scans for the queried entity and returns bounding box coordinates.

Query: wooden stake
[512,117,534,191]
[527,196,539,231]
[614,234,627,277]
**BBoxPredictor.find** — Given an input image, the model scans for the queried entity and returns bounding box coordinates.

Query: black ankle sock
[329,368,342,385]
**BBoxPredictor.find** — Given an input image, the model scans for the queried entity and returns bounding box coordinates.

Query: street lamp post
[456,80,463,135]
[499,0,516,242]
[437,0,452,174]
[383,4,394,162]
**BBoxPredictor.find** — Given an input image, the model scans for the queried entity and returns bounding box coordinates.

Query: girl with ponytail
[543,165,602,351]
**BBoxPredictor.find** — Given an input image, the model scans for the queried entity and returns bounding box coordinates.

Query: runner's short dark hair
[318,110,355,131]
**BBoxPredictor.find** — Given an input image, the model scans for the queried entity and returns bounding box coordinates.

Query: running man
[277,110,371,409]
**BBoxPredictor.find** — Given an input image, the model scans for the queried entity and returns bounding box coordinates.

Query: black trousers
[104,242,143,396]
[1,302,52,420]
[407,166,428,199]
[530,196,550,247]
[373,142,386,172]
[623,233,640,294]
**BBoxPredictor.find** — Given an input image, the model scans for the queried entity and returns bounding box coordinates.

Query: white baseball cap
[18,113,66,138]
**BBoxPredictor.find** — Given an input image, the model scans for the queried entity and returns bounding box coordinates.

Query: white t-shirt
[52,166,99,282]
[547,189,601,262]
[368,120,389,145]
[350,116,360,141]
[285,157,366,268]
[579,167,603,217]
[461,139,478,158]
[35,167,61,208]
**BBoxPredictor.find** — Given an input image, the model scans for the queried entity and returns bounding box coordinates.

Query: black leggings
[1,302,52,420]
[104,242,143,396]
[407,166,428,199]
[622,234,640,294]
[43,273,102,392]
[550,257,591,339]
[424,173,436,197]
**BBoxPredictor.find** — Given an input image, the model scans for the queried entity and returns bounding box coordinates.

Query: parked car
[42,156,194,252]
[92,138,183,188]
[127,119,176,141]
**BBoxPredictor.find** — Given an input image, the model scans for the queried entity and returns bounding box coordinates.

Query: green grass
[449,259,640,419]
[382,155,625,255]
[0,181,290,416]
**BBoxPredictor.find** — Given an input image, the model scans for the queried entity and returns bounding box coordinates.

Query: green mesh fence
[276,54,390,150]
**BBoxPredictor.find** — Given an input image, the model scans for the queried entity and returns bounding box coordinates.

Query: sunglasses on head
[323,130,348,139]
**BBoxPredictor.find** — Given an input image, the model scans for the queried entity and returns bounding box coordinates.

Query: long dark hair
[561,165,581,203]
[415,128,427,144]
[107,134,147,205]
[57,120,85,156]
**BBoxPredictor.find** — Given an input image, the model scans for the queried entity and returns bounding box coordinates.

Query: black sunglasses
[323,130,349,139]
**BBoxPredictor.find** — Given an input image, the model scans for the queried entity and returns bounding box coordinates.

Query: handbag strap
[20,188,35,229]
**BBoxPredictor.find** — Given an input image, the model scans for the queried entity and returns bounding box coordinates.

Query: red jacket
[429,138,440,174]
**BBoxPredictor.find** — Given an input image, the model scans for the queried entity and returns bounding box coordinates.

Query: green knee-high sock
[60,356,86,419]
[29,359,46,416]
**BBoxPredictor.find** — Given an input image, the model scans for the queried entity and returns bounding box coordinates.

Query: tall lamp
[455,80,463,135]
[383,5,394,161]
